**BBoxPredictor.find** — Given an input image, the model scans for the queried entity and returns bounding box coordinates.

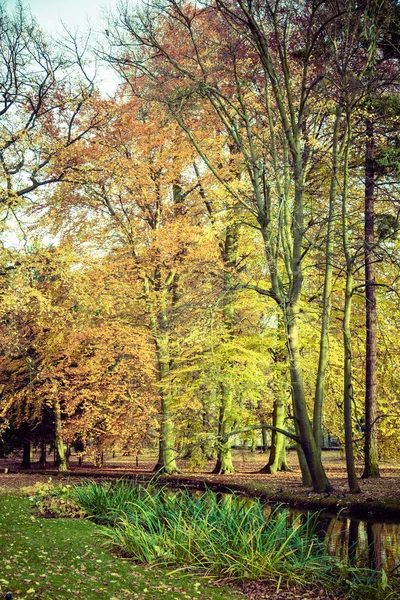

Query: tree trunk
[343,266,361,494]
[260,399,289,473]
[314,108,341,452]
[213,226,237,474]
[94,447,104,468]
[153,332,179,474]
[39,441,47,468]
[213,384,235,474]
[22,442,31,469]
[155,387,179,474]
[342,120,361,494]
[261,427,268,453]
[53,398,68,472]
[362,118,380,479]
[286,306,332,492]
[144,273,180,476]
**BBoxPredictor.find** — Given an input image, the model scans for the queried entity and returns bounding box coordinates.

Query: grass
[66,480,398,599]
[0,493,240,600]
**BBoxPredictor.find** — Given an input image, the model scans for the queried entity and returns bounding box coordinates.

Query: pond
[312,513,400,572]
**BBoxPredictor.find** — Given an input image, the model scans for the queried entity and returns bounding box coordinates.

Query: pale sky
[8,0,126,96]
[12,0,111,34]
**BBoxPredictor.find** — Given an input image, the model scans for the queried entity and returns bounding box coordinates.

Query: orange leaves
[0,245,159,450]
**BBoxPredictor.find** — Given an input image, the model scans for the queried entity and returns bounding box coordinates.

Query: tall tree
[107,0,340,491]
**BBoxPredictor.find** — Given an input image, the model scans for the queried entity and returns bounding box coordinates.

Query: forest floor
[1,450,400,519]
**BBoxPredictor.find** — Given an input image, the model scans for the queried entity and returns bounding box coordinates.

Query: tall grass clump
[70,481,396,599]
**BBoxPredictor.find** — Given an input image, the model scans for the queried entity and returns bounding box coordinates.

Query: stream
[282,508,400,572]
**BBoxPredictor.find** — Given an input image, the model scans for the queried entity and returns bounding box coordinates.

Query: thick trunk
[154,332,179,474]
[144,274,179,476]
[286,307,332,492]
[260,399,289,473]
[155,388,179,474]
[314,109,340,452]
[213,226,237,475]
[362,119,380,479]
[94,448,104,468]
[53,399,68,472]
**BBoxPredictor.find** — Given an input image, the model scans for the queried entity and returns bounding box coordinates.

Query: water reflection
[161,487,400,572]
[210,492,400,572]
[322,517,400,571]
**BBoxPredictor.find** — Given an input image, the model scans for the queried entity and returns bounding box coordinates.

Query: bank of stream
[157,483,400,574]
[69,476,400,578]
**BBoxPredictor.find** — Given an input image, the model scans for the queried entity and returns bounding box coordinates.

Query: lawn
[0,494,240,600]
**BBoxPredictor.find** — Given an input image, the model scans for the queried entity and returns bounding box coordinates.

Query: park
[1,0,400,598]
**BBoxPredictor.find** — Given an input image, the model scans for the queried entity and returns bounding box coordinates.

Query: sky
[8,0,122,96]
[10,0,111,34]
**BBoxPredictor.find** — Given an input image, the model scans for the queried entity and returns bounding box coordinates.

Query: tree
[38,95,229,473]
[0,245,158,469]
[107,0,343,491]
[0,3,107,220]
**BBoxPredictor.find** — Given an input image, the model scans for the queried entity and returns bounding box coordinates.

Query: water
[317,515,400,572]
[168,487,400,572]
[254,500,400,572]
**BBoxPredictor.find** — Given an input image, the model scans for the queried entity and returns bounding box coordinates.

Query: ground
[0,494,241,600]
[2,449,400,515]
[0,476,344,600]
[0,449,398,599]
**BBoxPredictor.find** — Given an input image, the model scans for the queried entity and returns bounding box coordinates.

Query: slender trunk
[286,306,332,492]
[314,108,341,452]
[75,437,85,467]
[342,120,361,494]
[53,398,67,472]
[22,442,31,469]
[362,118,380,479]
[283,152,331,492]
[261,426,268,453]
[343,266,360,493]
[39,441,47,468]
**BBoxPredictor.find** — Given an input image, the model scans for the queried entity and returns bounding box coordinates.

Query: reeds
[70,480,395,598]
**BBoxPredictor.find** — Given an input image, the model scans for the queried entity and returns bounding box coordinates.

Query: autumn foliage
[0,1,399,493]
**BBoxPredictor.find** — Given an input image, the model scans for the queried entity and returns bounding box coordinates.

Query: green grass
[0,494,240,600]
